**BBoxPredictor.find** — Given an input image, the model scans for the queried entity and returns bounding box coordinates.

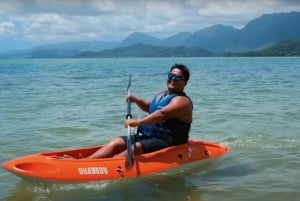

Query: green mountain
[237,12,300,51]
[118,12,300,53]
[226,40,300,56]
[76,43,215,57]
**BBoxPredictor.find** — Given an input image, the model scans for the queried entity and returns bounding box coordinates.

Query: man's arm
[127,95,151,113]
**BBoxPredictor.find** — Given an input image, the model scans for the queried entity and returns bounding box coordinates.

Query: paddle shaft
[125,73,134,170]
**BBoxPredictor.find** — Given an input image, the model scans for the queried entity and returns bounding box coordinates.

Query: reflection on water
[6,173,204,201]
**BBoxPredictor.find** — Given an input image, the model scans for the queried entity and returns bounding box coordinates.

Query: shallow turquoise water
[1,57,299,201]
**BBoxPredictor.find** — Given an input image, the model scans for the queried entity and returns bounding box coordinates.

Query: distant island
[226,40,300,57]
[76,43,215,58]
[76,40,300,58]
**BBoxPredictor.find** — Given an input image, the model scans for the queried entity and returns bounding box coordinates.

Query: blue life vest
[138,91,189,141]
[149,92,179,113]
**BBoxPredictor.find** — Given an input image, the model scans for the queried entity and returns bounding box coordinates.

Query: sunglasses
[168,72,185,81]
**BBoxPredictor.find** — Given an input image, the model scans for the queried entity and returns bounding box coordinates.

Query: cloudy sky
[0,0,299,51]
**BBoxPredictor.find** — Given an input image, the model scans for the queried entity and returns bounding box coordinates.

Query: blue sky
[0,0,300,52]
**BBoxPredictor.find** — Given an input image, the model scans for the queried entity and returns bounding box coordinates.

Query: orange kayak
[2,138,228,182]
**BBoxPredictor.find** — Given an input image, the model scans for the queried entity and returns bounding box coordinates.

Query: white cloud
[0,21,17,36]
[191,0,300,28]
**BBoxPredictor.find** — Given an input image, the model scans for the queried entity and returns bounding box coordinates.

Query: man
[87,63,192,158]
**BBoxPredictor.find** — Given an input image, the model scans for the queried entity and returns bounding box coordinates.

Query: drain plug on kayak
[178,153,183,158]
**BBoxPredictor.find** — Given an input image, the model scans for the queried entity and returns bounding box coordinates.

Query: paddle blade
[125,152,134,170]
[125,134,134,170]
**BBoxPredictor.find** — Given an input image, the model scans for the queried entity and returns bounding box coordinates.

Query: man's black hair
[170,63,190,82]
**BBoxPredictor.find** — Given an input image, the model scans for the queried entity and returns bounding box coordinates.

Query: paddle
[125,73,134,170]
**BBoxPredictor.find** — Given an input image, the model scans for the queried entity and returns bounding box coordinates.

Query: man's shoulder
[171,95,191,103]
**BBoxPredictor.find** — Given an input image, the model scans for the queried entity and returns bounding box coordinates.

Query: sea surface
[0,57,299,201]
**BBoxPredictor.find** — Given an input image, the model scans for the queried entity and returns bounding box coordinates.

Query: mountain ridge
[1,11,299,58]
[226,40,300,56]
[76,43,215,57]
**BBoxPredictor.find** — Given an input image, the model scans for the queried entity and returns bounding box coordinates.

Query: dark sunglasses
[168,72,185,81]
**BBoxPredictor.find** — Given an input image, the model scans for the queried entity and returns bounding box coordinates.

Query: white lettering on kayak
[78,167,108,175]
[188,148,193,157]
